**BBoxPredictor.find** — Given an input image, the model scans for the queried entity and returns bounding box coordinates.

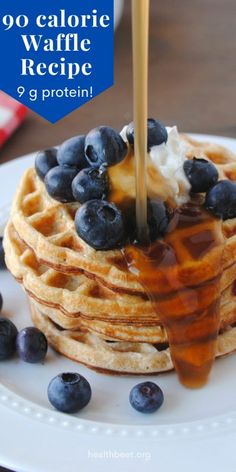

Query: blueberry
[45,166,78,203]
[0,318,18,360]
[75,200,125,250]
[16,327,48,363]
[184,157,219,193]
[205,180,236,220]
[72,166,109,204]
[129,381,164,413]
[0,237,6,270]
[57,135,87,170]
[35,148,58,181]
[148,200,169,242]
[48,372,92,413]
[85,126,128,167]
[126,118,168,150]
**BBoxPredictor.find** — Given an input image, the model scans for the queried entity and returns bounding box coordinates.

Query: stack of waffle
[4,136,236,374]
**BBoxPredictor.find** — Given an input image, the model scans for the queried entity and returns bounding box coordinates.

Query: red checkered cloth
[0,92,27,148]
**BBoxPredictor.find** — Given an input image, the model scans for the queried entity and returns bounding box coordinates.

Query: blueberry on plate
[183,157,219,193]
[35,148,58,181]
[48,372,92,413]
[147,199,169,242]
[0,237,6,270]
[205,180,236,220]
[129,381,164,413]
[16,327,48,363]
[75,200,125,250]
[72,166,109,204]
[0,317,18,360]
[85,126,128,167]
[126,118,168,150]
[45,166,78,203]
[57,135,88,170]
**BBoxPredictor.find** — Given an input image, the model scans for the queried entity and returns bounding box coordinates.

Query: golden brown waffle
[184,135,236,181]
[29,299,236,375]
[4,222,236,344]
[10,136,236,295]
[4,134,236,376]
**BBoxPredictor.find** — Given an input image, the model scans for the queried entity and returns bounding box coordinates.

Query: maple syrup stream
[132,0,149,243]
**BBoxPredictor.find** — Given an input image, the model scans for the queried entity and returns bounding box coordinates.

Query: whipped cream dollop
[149,126,190,205]
[120,125,191,206]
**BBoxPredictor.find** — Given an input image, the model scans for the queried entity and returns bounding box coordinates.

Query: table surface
[1,0,236,167]
[0,0,236,470]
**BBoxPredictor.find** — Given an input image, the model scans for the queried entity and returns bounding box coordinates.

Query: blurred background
[1,0,236,165]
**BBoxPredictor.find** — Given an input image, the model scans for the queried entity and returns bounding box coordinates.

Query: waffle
[4,222,236,344]
[29,299,236,375]
[10,137,236,295]
[4,134,236,376]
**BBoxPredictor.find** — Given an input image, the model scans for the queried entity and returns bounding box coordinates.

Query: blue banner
[0,0,114,123]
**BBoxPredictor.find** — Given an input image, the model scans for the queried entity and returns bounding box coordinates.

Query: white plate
[1,134,236,472]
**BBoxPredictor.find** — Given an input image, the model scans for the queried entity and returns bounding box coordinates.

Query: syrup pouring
[128,0,225,388]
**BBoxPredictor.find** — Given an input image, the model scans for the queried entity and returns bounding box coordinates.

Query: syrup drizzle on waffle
[124,204,225,388]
